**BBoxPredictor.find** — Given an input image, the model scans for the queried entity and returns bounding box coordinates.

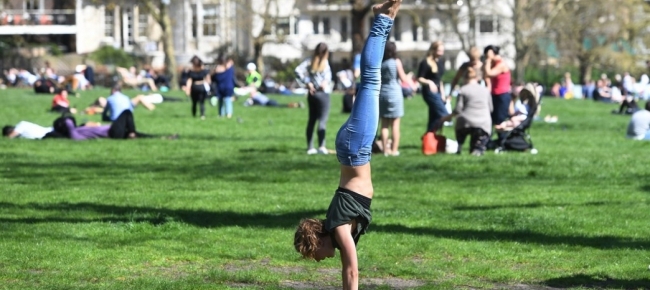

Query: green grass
[1,88,649,290]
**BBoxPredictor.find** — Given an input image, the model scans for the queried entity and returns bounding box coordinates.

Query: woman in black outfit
[417,40,448,132]
[184,56,211,120]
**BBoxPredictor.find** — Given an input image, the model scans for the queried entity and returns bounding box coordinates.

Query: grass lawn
[0,88,649,290]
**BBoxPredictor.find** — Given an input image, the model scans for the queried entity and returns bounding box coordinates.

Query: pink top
[491,60,511,95]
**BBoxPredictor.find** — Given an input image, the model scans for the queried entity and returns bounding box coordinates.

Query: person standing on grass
[184,56,211,120]
[211,54,237,119]
[626,101,650,140]
[379,41,409,156]
[294,2,400,290]
[417,40,448,133]
[483,45,512,143]
[295,42,333,155]
[450,46,484,90]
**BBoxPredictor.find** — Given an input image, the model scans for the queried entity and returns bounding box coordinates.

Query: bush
[89,46,136,68]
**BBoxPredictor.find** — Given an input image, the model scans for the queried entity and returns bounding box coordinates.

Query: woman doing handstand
[293,1,401,289]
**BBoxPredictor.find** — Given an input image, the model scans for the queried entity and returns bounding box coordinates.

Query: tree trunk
[159,4,178,89]
[254,40,264,74]
[350,1,372,61]
[578,56,592,84]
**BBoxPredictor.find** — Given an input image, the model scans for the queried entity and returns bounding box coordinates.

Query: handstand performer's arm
[334,224,358,290]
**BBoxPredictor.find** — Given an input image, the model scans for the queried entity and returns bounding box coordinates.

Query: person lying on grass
[293,1,401,290]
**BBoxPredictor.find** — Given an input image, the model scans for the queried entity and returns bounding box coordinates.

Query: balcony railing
[0,10,76,26]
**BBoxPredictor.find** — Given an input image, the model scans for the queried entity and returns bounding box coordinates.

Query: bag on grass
[422,132,446,155]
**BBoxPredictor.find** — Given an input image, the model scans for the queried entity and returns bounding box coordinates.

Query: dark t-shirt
[324,188,372,249]
[417,58,446,85]
[189,69,209,82]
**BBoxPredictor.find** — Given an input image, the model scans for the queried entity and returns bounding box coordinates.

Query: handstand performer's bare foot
[373,0,401,19]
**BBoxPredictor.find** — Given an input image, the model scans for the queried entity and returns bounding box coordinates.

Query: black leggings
[190,84,208,117]
[108,111,151,139]
[306,91,331,149]
[456,127,490,154]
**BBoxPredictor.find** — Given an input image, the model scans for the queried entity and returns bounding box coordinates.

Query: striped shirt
[295,58,332,93]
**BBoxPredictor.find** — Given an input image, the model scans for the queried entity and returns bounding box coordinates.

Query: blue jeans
[645,131,650,140]
[336,15,393,167]
[422,88,448,132]
[219,96,233,116]
[492,92,512,141]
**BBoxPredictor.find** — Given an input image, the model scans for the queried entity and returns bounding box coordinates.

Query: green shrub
[89,45,136,68]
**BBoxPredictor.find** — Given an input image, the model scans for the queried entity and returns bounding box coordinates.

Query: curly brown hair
[294,218,327,259]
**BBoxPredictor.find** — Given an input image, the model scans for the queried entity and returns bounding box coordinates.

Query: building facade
[0,0,514,71]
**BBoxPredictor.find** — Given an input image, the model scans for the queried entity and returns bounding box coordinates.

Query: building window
[24,0,39,10]
[203,4,219,36]
[411,16,418,41]
[392,16,401,41]
[340,16,348,42]
[125,7,134,45]
[312,16,319,34]
[275,17,291,35]
[138,13,148,38]
[192,6,197,38]
[104,8,114,38]
[322,17,330,35]
[479,16,499,33]
[294,16,299,35]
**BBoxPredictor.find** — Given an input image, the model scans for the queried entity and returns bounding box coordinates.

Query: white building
[0,0,514,71]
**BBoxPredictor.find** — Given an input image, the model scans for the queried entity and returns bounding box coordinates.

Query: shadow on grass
[640,184,650,192]
[0,202,648,250]
[372,224,650,250]
[452,201,616,211]
[0,202,324,229]
[542,274,650,289]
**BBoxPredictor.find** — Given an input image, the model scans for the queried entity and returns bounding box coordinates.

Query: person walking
[184,56,211,120]
[211,54,236,119]
[295,42,333,155]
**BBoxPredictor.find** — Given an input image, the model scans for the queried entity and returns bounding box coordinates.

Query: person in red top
[51,89,77,114]
[483,45,511,142]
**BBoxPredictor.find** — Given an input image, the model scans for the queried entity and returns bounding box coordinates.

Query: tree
[88,0,178,89]
[511,0,570,83]
[550,0,650,82]
[229,0,302,73]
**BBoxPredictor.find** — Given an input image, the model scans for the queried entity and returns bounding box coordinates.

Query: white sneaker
[307,148,318,155]
[317,147,329,154]
[444,121,453,127]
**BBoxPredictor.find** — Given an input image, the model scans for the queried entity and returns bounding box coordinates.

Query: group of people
[3,84,178,141]
[179,55,304,121]
[3,62,95,94]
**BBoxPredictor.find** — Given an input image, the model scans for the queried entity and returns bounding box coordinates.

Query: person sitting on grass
[2,121,53,139]
[244,87,303,108]
[85,94,184,115]
[438,66,493,156]
[293,2,400,289]
[626,101,650,140]
[51,89,77,114]
[102,85,134,122]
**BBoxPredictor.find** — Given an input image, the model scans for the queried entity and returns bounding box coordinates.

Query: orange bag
[422,132,447,155]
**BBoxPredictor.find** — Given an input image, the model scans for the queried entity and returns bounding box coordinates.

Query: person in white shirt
[626,102,650,140]
[3,121,53,139]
